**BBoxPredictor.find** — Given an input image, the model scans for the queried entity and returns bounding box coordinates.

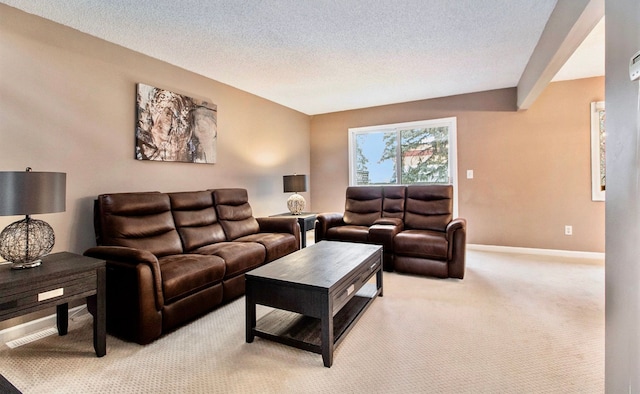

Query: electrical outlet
[564,225,572,236]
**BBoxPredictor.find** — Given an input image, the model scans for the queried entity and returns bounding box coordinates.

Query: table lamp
[283,174,307,215]
[0,168,66,269]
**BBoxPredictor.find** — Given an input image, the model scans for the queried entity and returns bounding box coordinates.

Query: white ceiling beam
[517,0,604,110]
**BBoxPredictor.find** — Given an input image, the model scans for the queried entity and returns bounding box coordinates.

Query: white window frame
[348,117,458,216]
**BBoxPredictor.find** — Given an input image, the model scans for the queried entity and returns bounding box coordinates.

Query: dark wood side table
[0,252,106,357]
[270,212,317,248]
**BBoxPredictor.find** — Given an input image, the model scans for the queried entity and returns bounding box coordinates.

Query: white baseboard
[0,305,87,346]
[467,244,605,260]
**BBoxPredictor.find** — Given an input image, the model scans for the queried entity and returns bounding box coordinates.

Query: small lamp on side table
[0,168,66,269]
[283,174,307,215]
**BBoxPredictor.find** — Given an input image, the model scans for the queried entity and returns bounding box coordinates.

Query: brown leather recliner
[315,186,406,271]
[393,185,466,279]
[315,185,466,279]
[84,188,299,344]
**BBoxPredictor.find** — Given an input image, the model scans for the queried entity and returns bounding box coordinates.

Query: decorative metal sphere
[0,218,55,264]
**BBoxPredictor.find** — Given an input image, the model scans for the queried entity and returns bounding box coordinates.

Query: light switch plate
[466,170,474,179]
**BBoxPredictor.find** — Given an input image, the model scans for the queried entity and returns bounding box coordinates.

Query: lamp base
[11,259,42,270]
[0,217,55,269]
[287,193,306,215]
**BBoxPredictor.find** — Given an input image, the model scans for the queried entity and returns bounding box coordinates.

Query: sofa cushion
[96,192,183,257]
[213,188,260,240]
[169,191,227,251]
[192,241,265,278]
[343,186,383,226]
[158,254,226,304]
[382,185,406,220]
[394,229,448,260]
[404,185,453,232]
[235,232,298,262]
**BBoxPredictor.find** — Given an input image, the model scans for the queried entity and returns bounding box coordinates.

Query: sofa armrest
[369,223,403,251]
[256,217,299,235]
[445,218,467,279]
[314,212,345,241]
[446,218,466,240]
[84,246,164,309]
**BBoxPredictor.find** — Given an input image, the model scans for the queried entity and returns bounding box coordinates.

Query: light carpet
[0,250,604,393]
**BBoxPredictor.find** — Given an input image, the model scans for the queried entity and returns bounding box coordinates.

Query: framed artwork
[136,83,217,163]
[590,101,605,201]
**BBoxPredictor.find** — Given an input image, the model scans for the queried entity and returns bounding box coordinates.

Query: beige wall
[604,0,640,390]
[311,78,605,253]
[0,6,310,329]
[0,5,310,252]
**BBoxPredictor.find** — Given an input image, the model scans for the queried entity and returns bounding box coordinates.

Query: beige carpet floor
[0,250,604,393]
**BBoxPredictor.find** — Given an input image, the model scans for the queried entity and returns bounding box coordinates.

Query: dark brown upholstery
[316,186,405,271]
[213,188,260,240]
[320,186,383,245]
[394,185,465,278]
[84,188,299,344]
[343,186,383,225]
[169,191,266,302]
[214,189,299,262]
[95,192,183,257]
[316,185,466,279]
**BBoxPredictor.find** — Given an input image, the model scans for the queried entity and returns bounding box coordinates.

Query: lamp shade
[0,171,66,216]
[283,174,307,193]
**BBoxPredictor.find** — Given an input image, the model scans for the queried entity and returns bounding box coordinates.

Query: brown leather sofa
[84,188,299,344]
[315,185,466,279]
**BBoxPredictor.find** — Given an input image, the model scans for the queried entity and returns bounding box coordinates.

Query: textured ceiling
[2,0,604,115]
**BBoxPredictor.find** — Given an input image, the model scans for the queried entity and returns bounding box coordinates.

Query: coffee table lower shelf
[252,284,379,356]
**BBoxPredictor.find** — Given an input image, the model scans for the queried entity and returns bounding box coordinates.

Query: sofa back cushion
[382,186,406,219]
[404,185,453,232]
[213,188,260,240]
[169,191,227,252]
[343,186,383,226]
[95,192,183,257]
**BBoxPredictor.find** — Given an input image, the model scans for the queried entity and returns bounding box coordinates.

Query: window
[349,117,457,185]
[349,117,458,213]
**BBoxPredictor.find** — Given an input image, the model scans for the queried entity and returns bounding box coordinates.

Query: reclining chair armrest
[369,222,403,271]
[372,217,404,226]
[314,212,345,241]
[445,218,467,279]
[256,217,301,248]
[256,217,299,234]
[369,223,403,250]
[84,246,164,309]
[446,218,466,240]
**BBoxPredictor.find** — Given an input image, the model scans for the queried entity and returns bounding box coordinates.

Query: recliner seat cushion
[234,232,297,262]
[159,254,226,304]
[193,241,265,277]
[394,229,448,260]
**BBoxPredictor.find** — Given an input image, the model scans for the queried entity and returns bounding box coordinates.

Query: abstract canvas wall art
[136,83,217,163]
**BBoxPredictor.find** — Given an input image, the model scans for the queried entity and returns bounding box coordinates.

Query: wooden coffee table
[245,241,383,367]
